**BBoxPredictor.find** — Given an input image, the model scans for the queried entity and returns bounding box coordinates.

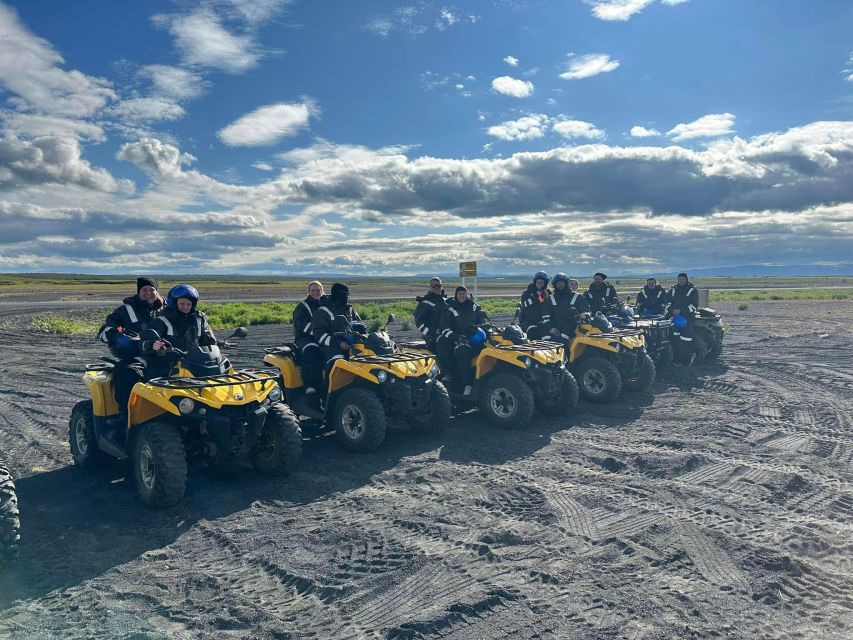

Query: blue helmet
[167,284,199,310]
[672,314,688,329]
[109,332,140,360]
[468,327,487,346]
[552,272,570,288]
[534,271,550,286]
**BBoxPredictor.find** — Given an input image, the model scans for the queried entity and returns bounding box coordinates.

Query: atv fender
[82,369,120,417]
[264,352,304,390]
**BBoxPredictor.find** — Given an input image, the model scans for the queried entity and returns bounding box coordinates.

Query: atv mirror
[228,326,248,339]
[386,314,395,324]
[626,295,633,303]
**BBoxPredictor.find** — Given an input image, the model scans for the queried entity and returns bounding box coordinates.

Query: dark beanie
[455,285,468,294]
[677,272,688,279]
[594,272,607,280]
[331,282,349,297]
[137,276,158,292]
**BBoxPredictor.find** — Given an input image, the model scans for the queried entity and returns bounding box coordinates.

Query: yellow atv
[263,315,450,453]
[566,312,655,403]
[401,322,578,429]
[0,461,19,569]
[69,329,302,509]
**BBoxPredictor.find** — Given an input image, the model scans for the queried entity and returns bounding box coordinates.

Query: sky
[0,0,851,276]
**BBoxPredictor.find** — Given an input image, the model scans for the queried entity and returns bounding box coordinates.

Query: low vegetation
[30,315,97,335]
[709,288,849,302]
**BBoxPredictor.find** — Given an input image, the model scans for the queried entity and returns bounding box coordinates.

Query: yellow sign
[459,261,477,276]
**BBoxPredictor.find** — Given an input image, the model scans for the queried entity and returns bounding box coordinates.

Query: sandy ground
[0,300,850,639]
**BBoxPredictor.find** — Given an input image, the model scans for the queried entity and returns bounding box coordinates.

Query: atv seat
[264,344,301,365]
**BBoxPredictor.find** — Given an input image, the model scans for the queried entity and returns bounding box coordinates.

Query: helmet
[351,321,368,334]
[167,284,199,310]
[533,271,550,285]
[591,312,612,332]
[109,332,140,360]
[468,327,487,346]
[642,307,656,317]
[672,314,688,330]
[501,324,527,345]
[552,272,569,288]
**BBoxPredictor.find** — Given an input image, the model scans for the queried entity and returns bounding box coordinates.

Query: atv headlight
[178,397,195,414]
[268,385,282,403]
[429,363,440,377]
[375,370,388,383]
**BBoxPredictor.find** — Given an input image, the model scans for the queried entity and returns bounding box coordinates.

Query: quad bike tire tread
[537,372,580,416]
[574,356,622,404]
[654,342,674,369]
[408,381,452,432]
[0,463,20,568]
[480,373,535,429]
[692,336,708,365]
[333,387,387,453]
[132,422,187,509]
[68,400,109,469]
[250,403,303,475]
[623,353,657,392]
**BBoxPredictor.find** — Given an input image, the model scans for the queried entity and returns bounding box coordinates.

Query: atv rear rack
[350,352,432,365]
[492,340,562,352]
[147,368,281,389]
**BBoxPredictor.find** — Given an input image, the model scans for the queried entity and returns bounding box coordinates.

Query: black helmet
[502,324,527,344]
[534,271,550,285]
[591,312,612,332]
[552,272,569,288]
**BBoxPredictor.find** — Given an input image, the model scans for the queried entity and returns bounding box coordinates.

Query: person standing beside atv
[293,281,325,395]
[312,283,363,366]
[584,272,618,315]
[666,272,699,366]
[142,284,217,379]
[437,286,489,397]
[545,273,590,345]
[636,277,666,315]
[519,271,551,339]
[98,277,163,425]
[414,277,448,354]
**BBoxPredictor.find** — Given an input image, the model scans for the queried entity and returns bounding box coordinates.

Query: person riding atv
[264,314,450,452]
[69,284,301,508]
[604,298,674,369]
[0,460,19,569]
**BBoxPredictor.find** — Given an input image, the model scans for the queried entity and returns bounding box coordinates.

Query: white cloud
[108,97,186,123]
[487,114,549,141]
[367,5,478,38]
[504,56,519,67]
[844,52,853,82]
[1,113,106,142]
[559,53,620,80]
[0,3,115,117]
[217,101,318,147]
[117,138,197,179]
[0,135,128,192]
[491,76,534,97]
[141,65,207,100]
[584,0,655,21]
[253,161,275,171]
[667,113,736,141]
[224,0,293,24]
[154,10,258,73]
[630,125,661,138]
[553,119,605,140]
[661,0,690,5]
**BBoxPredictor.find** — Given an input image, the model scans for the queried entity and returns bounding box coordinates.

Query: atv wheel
[0,463,20,569]
[69,400,108,469]
[250,403,303,475]
[131,422,187,509]
[332,388,387,452]
[654,342,674,369]
[574,357,622,403]
[708,335,723,360]
[623,353,656,392]
[480,373,535,429]
[409,381,451,432]
[537,372,580,416]
[691,337,708,365]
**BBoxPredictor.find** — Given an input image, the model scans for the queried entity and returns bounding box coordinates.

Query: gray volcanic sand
[0,301,851,639]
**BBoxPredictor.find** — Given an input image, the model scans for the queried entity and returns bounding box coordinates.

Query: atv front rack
[147,368,281,390]
[350,351,432,365]
[578,327,644,339]
[491,340,562,352]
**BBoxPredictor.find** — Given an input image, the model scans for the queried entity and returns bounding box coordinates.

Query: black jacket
[292,296,321,342]
[636,285,666,315]
[439,298,488,342]
[666,282,699,316]
[584,281,618,314]
[142,306,217,353]
[312,295,362,348]
[99,294,163,346]
[545,290,589,338]
[413,290,447,342]
[519,283,551,334]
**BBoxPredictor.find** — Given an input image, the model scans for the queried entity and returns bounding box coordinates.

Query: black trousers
[437,337,483,387]
[295,337,324,390]
[114,359,143,411]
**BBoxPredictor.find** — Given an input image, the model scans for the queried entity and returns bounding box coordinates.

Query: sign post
[459,261,478,301]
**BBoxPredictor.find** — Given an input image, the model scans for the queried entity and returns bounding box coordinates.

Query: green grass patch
[30,314,98,335]
[710,288,850,302]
